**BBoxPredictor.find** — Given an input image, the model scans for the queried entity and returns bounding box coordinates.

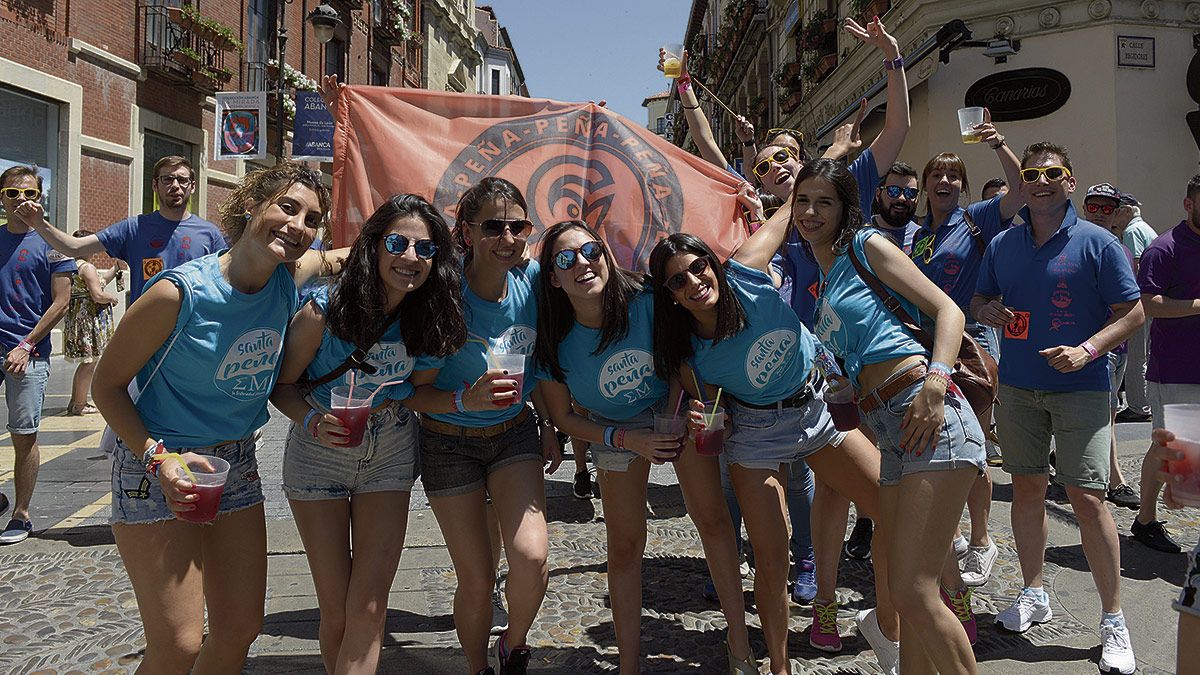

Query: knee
[320,604,348,636]
[146,634,202,673]
[888,580,939,620]
[1012,478,1048,503]
[1066,489,1107,518]
[607,532,646,570]
[209,614,263,653]
[456,565,497,599]
[344,594,388,630]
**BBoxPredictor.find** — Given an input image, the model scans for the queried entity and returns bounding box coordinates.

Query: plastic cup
[331,385,372,446]
[488,352,526,405]
[177,456,230,524]
[1163,404,1200,507]
[662,43,684,79]
[957,107,985,144]
[824,379,860,432]
[695,404,725,456]
[654,414,687,463]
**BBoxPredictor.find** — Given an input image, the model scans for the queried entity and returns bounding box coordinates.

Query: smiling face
[251,182,321,262]
[377,214,434,300]
[663,252,719,315]
[549,226,609,303]
[924,165,964,215]
[466,197,528,270]
[792,175,845,251]
[754,144,803,200]
[877,173,919,228]
[1018,152,1075,216]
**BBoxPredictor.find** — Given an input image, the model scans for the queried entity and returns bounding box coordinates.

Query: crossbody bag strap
[846,243,935,351]
[132,277,195,404]
[298,309,401,393]
[962,210,986,257]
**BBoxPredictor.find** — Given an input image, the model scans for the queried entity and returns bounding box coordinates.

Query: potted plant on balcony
[170,46,203,69]
[798,9,837,56]
[813,52,838,82]
[208,64,234,84]
[851,0,891,25]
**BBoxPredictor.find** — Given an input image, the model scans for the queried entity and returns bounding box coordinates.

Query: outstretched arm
[845,18,909,172]
[660,48,729,169]
[972,108,1024,220]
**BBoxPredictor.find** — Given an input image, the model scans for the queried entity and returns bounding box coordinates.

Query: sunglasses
[383,233,438,259]
[554,240,604,270]
[1,187,40,201]
[664,257,710,292]
[765,127,805,144]
[752,147,798,179]
[1084,202,1117,216]
[471,218,531,238]
[156,175,193,187]
[1019,166,1071,183]
[884,185,920,200]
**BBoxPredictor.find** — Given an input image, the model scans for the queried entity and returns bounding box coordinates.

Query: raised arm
[844,18,909,172]
[13,200,107,258]
[732,189,793,272]
[660,48,729,169]
[972,109,1024,220]
[820,99,867,161]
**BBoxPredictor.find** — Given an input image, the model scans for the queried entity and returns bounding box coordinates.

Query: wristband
[303,408,320,436]
[929,361,954,379]
[883,56,904,70]
[924,371,952,389]
[538,416,553,429]
[142,439,166,476]
[17,338,34,354]
[1080,341,1099,362]
[453,388,467,413]
[616,428,627,449]
[603,426,614,447]
[989,138,1006,151]
[680,103,700,110]
[676,73,692,93]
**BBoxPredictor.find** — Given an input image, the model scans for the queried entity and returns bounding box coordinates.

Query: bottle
[115,268,125,293]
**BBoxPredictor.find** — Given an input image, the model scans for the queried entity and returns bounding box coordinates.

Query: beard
[876,200,915,229]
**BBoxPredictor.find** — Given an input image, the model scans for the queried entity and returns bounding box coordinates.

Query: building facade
[422,0,479,92]
[642,91,674,138]
[474,5,529,97]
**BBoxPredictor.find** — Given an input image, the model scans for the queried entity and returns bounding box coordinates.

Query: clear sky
[481,0,692,124]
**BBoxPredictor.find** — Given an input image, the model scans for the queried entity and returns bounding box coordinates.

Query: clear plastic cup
[695,404,725,456]
[654,414,687,462]
[662,43,684,79]
[488,352,526,406]
[331,385,372,446]
[1163,404,1200,507]
[824,378,860,431]
[177,456,230,524]
[957,107,985,144]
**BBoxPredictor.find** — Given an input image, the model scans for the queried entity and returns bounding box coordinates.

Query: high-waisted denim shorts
[418,410,542,498]
[724,389,846,473]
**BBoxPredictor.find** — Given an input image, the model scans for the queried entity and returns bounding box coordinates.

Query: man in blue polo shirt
[972,142,1143,675]
[27,156,225,303]
[0,165,76,544]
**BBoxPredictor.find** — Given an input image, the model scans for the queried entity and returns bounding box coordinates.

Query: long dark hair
[452,177,528,261]
[790,158,866,256]
[534,220,645,381]
[325,194,466,358]
[648,233,746,381]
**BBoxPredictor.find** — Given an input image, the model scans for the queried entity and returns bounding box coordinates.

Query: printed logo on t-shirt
[492,324,536,355]
[744,329,797,389]
[807,281,819,299]
[216,328,284,400]
[47,249,68,263]
[356,341,413,388]
[1005,311,1030,340]
[814,298,843,348]
[599,349,654,404]
[143,257,164,279]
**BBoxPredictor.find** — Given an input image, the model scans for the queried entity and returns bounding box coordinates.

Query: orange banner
[331,86,747,269]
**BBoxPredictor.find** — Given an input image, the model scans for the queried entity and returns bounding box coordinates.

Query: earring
[244,212,252,221]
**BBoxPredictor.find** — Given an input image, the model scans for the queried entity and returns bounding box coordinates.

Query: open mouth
[689,284,712,302]
[1032,189,1055,198]
[575,269,597,284]
[272,229,302,251]
[391,265,420,279]
[934,187,953,197]
[774,170,792,186]
[493,249,517,261]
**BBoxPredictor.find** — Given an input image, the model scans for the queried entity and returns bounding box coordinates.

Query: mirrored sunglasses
[384,233,438,259]
[554,240,604,270]
[884,185,919,200]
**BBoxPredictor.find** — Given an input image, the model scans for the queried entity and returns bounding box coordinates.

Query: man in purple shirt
[1131,174,1200,554]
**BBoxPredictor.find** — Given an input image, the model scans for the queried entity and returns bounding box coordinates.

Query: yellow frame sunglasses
[1019,165,1072,184]
[752,146,799,179]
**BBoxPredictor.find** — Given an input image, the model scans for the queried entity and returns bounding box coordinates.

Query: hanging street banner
[292,91,335,162]
[214,91,266,161]
[330,87,748,269]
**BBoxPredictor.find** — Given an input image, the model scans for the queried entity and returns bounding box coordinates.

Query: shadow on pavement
[1045,539,1188,586]
[262,607,455,639]
[37,523,115,547]
[976,640,1096,665]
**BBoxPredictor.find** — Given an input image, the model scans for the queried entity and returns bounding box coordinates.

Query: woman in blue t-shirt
[403,178,560,675]
[94,163,340,672]
[648,231,888,675]
[532,220,755,673]
[269,194,466,672]
[796,158,986,674]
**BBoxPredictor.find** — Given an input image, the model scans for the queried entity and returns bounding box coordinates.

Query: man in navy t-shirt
[971,142,1143,674]
[0,165,76,544]
[26,156,225,303]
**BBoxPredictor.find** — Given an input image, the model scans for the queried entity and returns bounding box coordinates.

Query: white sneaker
[953,533,969,560]
[960,541,999,587]
[1099,619,1136,674]
[855,608,899,675]
[996,587,1052,633]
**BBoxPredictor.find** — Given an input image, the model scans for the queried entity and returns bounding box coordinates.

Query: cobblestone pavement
[0,357,1194,673]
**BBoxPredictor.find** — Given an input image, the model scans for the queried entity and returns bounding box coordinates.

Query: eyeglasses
[1084,202,1117,216]
[383,233,438,259]
[1,187,40,201]
[765,128,805,144]
[471,218,531,238]
[752,147,798,179]
[1019,166,1071,184]
[554,240,603,270]
[884,185,920,200]
[156,175,193,187]
[664,257,710,292]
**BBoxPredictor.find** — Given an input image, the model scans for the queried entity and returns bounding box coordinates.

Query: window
[325,36,346,81]
[0,87,60,227]
[656,116,666,135]
[247,0,275,90]
[145,0,184,54]
[490,68,501,95]
[372,63,389,86]
[142,132,194,215]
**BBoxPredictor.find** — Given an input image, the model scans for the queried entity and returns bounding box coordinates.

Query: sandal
[67,402,99,416]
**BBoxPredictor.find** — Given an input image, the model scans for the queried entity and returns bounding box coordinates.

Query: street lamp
[275,1,343,161]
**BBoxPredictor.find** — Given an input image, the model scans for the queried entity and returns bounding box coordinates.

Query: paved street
[0,355,1194,674]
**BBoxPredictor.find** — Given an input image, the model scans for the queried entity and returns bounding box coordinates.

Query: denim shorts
[1175,540,1200,619]
[724,388,846,473]
[862,379,987,487]
[588,401,664,472]
[995,384,1110,490]
[418,410,542,497]
[3,357,50,435]
[964,320,1000,361]
[1108,352,1128,412]
[283,402,419,500]
[110,434,264,525]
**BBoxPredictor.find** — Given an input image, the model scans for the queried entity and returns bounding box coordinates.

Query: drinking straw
[709,387,724,428]
[690,369,704,402]
[348,369,356,402]
[672,389,685,417]
[363,377,407,407]
[154,452,197,483]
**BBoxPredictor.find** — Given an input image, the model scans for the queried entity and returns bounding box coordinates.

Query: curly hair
[451,177,528,259]
[324,194,466,358]
[217,162,331,245]
[790,158,866,256]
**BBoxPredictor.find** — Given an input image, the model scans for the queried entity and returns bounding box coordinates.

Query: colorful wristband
[676,73,692,93]
[929,361,954,379]
[616,428,627,449]
[884,56,904,70]
[453,388,468,413]
[303,408,320,436]
[16,338,34,354]
[142,439,166,475]
[1080,341,1099,361]
[604,426,616,448]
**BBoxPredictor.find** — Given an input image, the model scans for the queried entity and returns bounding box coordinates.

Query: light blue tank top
[429,260,540,427]
[556,289,667,420]
[691,259,817,406]
[136,252,300,447]
[813,229,927,388]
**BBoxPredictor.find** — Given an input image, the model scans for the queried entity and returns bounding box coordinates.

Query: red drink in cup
[824,377,860,432]
[654,414,687,462]
[488,352,526,406]
[177,455,230,524]
[694,404,725,456]
[1163,404,1200,507]
[331,385,372,446]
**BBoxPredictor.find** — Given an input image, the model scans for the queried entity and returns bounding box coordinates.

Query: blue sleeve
[413,354,446,371]
[724,258,776,295]
[848,148,880,216]
[975,237,1001,297]
[48,252,76,275]
[1098,240,1142,305]
[966,195,1005,241]
[95,217,134,259]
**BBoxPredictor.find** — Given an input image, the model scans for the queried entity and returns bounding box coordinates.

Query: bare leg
[487,460,550,648]
[1065,485,1122,613]
[966,471,993,547]
[1109,412,1129,487]
[573,438,590,473]
[289,498,352,672]
[1136,444,1164,525]
[1010,473,1050,588]
[430,487,494,673]
[809,479,849,604]
[192,504,268,674]
[10,432,39,521]
[70,361,97,409]
[486,499,503,576]
[729,464,791,674]
[597,459,651,673]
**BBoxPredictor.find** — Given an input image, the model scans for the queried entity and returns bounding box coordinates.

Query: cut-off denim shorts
[588,399,665,472]
[4,357,50,435]
[110,433,264,525]
[862,374,987,487]
[419,409,542,497]
[724,385,847,473]
[283,401,418,500]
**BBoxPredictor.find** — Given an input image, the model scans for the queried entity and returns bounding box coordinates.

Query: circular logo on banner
[434,106,686,268]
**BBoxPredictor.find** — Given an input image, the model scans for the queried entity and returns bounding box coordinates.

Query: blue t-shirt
[555,289,667,420]
[872,217,918,255]
[96,212,226,302]
[135,252,300,447]
[691,259,816,406]
[0,227,76,356]
[911,196,1008,310]
[301,285,442,409]
[848,148,881,217]
[976,203,1141,392]
[429,260,540,427]
[814,229,926,388]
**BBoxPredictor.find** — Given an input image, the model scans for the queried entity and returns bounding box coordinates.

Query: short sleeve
[848,148,879,215]
[413,353,446,372]
[1098,240,1141,305]
[95,217,134,260]
[725,258,775,289]
[1136,244,1170,296]
[966,195,1005,241]
[47,249,76,275]
[975,237,1001,298]
[1124,227,1152,258]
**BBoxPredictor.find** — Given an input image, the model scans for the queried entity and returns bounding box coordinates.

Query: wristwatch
[538,416,554,429]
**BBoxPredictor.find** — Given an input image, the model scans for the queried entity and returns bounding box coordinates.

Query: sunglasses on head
[1,187,40,201]
[471,218,531,238]
[1019,166,1071,183]
[554,240,604,270]
[884,185,919,200]
[1084,202,1117,215]
[765,128,805,144]
[664,257,710,292]
[752,147,798,179]
[383,233,438,259]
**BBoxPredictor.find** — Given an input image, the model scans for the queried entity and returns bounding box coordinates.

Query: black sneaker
[572,469,592,500]
[495,631,531,674]
[844,517,873,560]
[1131,518,1182,554]
[1106,484,1140,510]
[491,582,509,635]
[1115,409,1152,424]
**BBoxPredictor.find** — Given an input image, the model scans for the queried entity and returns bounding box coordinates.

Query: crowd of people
[0,16,1197,675]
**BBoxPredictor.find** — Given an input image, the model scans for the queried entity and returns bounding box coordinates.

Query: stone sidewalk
[0,356,1195,673]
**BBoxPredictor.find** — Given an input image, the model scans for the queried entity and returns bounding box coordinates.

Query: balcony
[373,0,414,45]
[139,3,235,94]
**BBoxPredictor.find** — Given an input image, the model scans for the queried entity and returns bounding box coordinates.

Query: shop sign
[964,68,1071,122]
[1117,35,1155,68]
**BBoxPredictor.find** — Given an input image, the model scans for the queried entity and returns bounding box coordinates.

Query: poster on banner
[292,91,334,161]
[214,91,266,160]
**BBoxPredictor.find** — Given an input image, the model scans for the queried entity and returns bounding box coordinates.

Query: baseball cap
[1118,192,1140,206]
[1085,183,1121,201]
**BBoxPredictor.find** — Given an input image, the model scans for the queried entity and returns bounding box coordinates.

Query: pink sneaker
[809,600,843,652]
[941,586,978,645]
